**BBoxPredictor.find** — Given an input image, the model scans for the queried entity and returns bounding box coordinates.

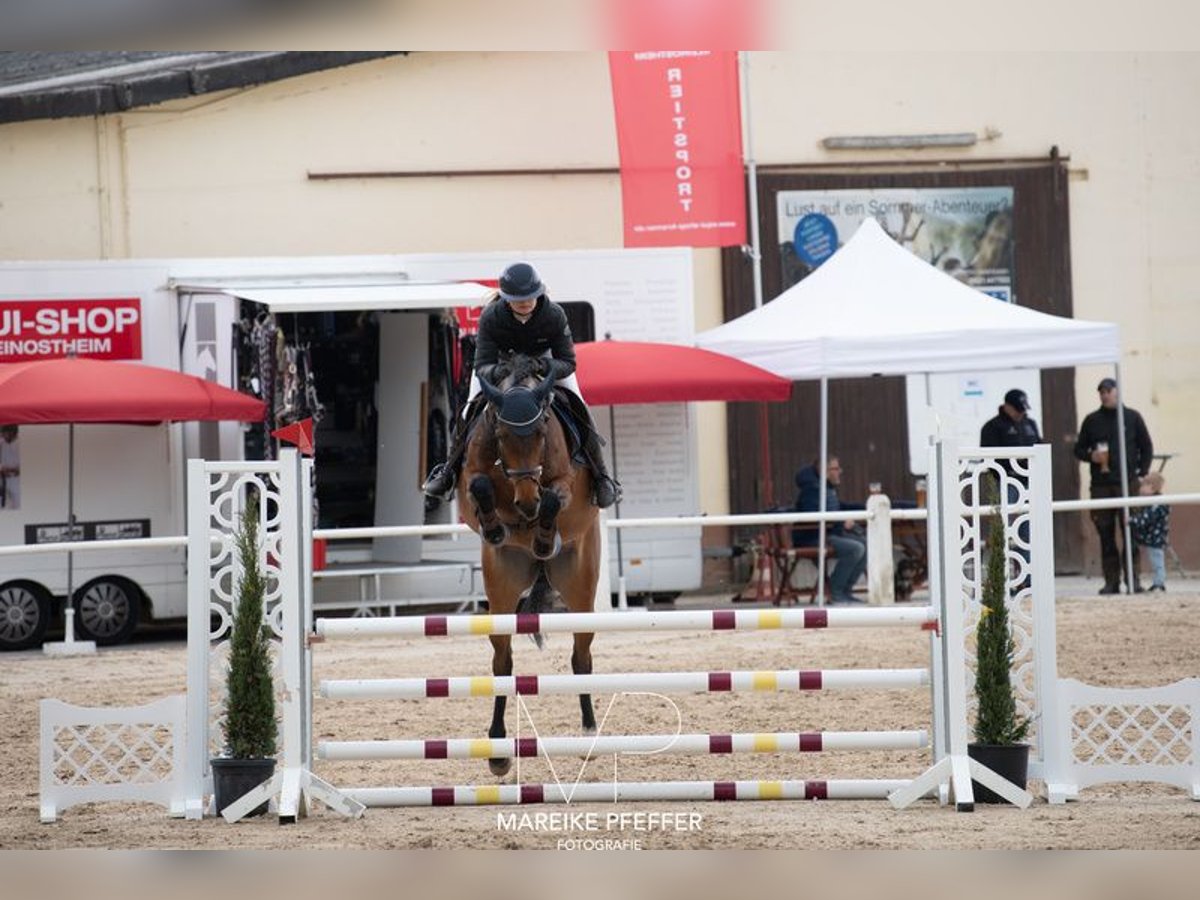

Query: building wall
[1,51,1197,560]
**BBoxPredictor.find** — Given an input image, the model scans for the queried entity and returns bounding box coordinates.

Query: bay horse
[457,354,601,777]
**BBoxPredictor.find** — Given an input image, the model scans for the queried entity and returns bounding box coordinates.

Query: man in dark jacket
[422,262,619,507]
[1073,378,1154,594]
[793,456,866,604]
[980,388,1042,454]
[980,389,1043,567]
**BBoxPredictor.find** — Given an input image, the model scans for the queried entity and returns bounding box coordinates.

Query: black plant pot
[211,757,277,818]
[967,742,1030,804]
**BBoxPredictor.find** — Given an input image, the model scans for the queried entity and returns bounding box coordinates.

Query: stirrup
[593,476,621,509]
[422,463,457,500]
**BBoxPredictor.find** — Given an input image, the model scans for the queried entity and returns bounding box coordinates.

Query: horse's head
[479,354,557,520]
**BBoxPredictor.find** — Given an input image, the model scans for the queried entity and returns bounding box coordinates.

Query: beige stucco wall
[1,51,1197,514]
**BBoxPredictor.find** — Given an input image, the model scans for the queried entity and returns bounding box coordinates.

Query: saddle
[462,387,593,470]
[551,387,591,469]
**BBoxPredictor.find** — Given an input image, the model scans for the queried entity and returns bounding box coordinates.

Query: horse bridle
[496,459,544,483]
[481,365,555,485]
[494,407,548,483]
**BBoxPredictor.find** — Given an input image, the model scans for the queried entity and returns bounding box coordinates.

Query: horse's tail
[516,562,556,650]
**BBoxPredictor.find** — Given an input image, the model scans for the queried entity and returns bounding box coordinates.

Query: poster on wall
[776,187,1015,301]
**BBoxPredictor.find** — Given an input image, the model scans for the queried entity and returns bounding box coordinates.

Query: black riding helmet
[498,262,544,303]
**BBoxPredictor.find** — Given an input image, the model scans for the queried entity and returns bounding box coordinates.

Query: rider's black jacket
[473,296,576,383]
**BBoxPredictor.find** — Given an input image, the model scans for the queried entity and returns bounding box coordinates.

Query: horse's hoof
[483,525,507,545]
[528,631,545,650]
[489,757,512,778]
[533,533,562,560]
[578,726,598,761]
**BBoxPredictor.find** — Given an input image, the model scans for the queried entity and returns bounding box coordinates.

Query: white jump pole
[346,779,914,807]
[320,667,930,700]
[320,729,930,761]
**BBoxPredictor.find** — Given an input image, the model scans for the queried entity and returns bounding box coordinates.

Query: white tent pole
[65,423,76,644]
[817,377,829,605]
[608,404,628,609]
[740,52,776,525]
[740,51,763,310]
[1114,362,1136,592]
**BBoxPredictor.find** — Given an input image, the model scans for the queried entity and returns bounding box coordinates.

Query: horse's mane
[491,353,542,390]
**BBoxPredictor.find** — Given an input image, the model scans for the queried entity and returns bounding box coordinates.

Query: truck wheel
[0,581,52,651]
[74,578,140,646]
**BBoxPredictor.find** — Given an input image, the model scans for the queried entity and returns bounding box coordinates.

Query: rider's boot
[578,417,621,510]
[422,400,481,500]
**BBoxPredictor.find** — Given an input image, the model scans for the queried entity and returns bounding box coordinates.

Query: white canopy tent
[696,217,1127,599]
[697,217,1118,377]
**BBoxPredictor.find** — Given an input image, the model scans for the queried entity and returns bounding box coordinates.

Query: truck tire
[0,581,52,651]
[74,577,141,646]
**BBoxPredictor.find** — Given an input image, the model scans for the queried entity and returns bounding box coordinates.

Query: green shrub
[973,508,1030,746]
[221,505,278,759]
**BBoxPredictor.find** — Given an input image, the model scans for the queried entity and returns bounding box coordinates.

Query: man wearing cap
[1074,378,1154,594]
[422,262,620,508]
[980,389,1042,455]
[980,389,1043,570]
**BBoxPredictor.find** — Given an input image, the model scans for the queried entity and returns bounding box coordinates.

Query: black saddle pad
[551,388,589,468]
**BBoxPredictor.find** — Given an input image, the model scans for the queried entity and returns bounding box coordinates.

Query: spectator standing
[980,388,1043,565]
[1073,378,1153,594]
[980,388,1042,455]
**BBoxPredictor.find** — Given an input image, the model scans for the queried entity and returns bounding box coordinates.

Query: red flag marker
[271,417,315,455]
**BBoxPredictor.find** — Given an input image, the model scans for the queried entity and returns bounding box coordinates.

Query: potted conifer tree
[967,505,1031,803]
[210,504,278,817]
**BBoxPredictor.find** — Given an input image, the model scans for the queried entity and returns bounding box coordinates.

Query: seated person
[793,455,866,605]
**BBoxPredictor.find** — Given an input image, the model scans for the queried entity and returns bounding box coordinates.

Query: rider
[421,261,621,508]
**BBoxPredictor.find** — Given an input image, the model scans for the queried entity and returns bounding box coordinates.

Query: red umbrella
[572,340,791,602]
[0,357,265,646]
[0,357,265,423]
[574,340,791,405]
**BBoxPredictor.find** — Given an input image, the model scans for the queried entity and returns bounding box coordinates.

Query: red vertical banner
[608,51,747,248]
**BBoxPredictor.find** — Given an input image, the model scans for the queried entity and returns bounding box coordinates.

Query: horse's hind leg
[572,632,596,734]
[487,633,514,777]
[549,524,601,736]
[482,549,533,778]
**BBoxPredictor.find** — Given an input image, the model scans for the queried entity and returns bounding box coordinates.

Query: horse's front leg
[531,488,563,560]
[488,634,514,777]
[572,632,596,734]
[470,474,507,545]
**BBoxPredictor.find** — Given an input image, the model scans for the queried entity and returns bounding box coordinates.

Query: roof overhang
[172,279,492,313]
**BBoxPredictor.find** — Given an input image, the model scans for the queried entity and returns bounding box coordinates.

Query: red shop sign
[0,298,143,362]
